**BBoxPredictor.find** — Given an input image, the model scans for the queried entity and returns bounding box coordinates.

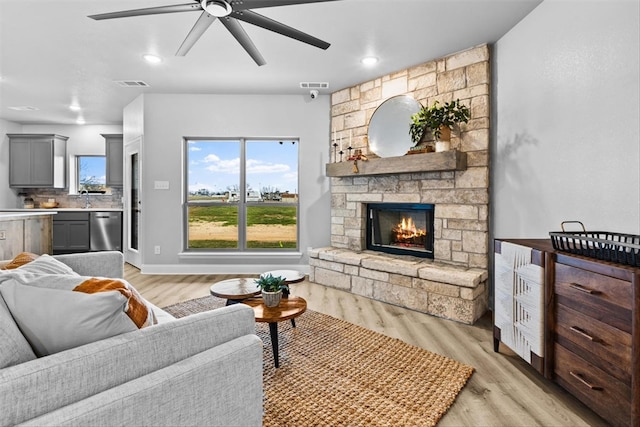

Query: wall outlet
[154,245,161,255]
[0,230,6,240]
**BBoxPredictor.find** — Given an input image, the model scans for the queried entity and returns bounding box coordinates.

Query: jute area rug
[163,296,474,427]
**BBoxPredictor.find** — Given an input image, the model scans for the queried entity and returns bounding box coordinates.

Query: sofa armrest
[20,335,263,427]
[53,251,124,278]
[0,304,258,426]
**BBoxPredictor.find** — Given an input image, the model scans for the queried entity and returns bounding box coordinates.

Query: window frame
[183,137,300,253]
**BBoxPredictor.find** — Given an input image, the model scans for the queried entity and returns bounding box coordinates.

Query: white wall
[493,0,640,238]
[128,93,331,273]
[0,119,23,208]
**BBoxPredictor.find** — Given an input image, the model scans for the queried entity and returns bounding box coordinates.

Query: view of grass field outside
[186,139,298,250]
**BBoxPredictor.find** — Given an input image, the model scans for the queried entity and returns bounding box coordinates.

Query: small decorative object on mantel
[348,149,368,173]
[409,99,470,152]
[255,273,288,307]
[407,145,435,155]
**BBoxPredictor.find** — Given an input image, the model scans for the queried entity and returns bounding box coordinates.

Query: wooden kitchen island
[0,211,54,259]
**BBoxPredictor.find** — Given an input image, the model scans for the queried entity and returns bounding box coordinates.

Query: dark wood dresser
[494,239,639,427]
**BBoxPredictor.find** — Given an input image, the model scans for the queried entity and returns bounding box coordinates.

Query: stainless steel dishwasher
[90,211,122,251]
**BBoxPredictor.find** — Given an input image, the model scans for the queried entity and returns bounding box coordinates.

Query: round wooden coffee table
[210,278,260,305]
[242,296,307,368]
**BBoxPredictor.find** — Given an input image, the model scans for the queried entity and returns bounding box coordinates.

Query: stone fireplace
[366,202,434,258]
[308,45,491,324]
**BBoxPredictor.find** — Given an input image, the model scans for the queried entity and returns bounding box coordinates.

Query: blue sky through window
[187,139,298,194]
[78,156,106,185]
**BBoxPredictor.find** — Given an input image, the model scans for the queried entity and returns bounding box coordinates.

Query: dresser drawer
[555,263,632,333]
[554,344,632,427]
[555,303,632,384]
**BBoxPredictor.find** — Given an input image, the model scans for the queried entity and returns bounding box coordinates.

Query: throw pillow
[0,295,36,368]
[13,254,79,276]
[73,278,156,328]
[0,252,39,270]
[0,282,138,357]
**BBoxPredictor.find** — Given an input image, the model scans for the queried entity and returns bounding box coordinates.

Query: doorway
[124,139,142,268]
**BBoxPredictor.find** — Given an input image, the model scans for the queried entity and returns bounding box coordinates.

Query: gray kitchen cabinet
[103,133,123,187]
[52,212,90,254]
[7,134,68,188]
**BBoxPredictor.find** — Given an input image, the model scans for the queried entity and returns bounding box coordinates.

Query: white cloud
[246,159,290,174]
[205,157,240,173]
[203,153,220,162]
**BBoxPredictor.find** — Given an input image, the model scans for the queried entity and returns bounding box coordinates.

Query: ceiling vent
[114,80,150,88]
[299,82,329,89]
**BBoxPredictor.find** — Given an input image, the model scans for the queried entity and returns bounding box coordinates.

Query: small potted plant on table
[255,273,289,307]
[409,99,470,152]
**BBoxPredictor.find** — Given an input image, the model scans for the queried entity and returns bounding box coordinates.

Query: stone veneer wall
[309,45,491,324]
[329,44,490,269]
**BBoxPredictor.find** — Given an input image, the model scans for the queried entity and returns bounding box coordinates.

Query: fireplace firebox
[366,203,435,258]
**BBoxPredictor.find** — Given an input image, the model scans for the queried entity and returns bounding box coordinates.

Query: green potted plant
[255,273,289,307]
[409,99,471,152]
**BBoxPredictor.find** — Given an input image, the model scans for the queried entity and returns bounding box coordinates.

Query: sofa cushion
[10,254,79,276]
[0,295,36,368]
[0,252,39,270]
[0,282,138,357]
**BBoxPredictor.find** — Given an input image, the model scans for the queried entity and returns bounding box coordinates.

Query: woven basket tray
[549,221,640,267]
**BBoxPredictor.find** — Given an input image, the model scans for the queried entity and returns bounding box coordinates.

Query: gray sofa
[0,251,263,427]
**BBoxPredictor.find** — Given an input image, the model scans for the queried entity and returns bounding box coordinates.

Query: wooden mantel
[325,150,467,177]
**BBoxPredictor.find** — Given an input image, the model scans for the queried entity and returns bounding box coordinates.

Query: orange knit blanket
[74,278,156,328]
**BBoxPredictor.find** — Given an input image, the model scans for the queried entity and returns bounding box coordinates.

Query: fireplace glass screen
[367,203,434,258]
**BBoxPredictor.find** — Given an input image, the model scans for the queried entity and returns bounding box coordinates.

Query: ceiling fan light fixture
[201,0,232,17]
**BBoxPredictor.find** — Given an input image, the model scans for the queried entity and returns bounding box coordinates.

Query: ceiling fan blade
[231,0,342,11]
[88,3,201,20]
[232,10,330,50]
[176,11,218,56]
[220,18,266,66]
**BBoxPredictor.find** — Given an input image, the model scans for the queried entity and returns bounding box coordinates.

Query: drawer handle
[569,326,601,343]
[569,371,603,391]
[569,283,601,295]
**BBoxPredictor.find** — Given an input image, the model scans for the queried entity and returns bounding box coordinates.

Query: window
[185,138,299,251]
[77,156,107,193]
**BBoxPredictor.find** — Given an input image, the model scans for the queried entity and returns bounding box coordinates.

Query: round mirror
[368,95,421,158]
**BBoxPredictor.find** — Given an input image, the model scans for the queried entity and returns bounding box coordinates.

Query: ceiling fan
[89,0,341,66]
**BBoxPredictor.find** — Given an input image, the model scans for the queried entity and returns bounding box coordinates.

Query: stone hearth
[309,247,488,324]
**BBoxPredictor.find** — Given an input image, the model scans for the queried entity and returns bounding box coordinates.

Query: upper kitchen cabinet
[7,134,68,188]
[103,133,123,187]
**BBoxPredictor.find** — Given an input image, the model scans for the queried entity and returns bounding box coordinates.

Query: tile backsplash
[20,188,123,209]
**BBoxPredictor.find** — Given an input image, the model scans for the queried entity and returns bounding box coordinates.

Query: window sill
[178,251,304,260]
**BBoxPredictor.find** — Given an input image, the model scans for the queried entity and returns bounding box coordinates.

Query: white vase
[435,140,451,152]
[262,290,282,307]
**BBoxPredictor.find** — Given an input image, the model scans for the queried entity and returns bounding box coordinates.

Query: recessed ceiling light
[69,104,81,112]
[361,56,379,66]
[143,54,162,64]
[76,117,86,125]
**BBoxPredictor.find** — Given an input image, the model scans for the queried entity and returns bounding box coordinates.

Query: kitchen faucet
[79,190,91,208]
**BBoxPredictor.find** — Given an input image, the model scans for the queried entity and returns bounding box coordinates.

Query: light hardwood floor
[127,264,607,427]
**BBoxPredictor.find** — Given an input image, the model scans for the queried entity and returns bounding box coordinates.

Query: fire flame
[393,217,426,243]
